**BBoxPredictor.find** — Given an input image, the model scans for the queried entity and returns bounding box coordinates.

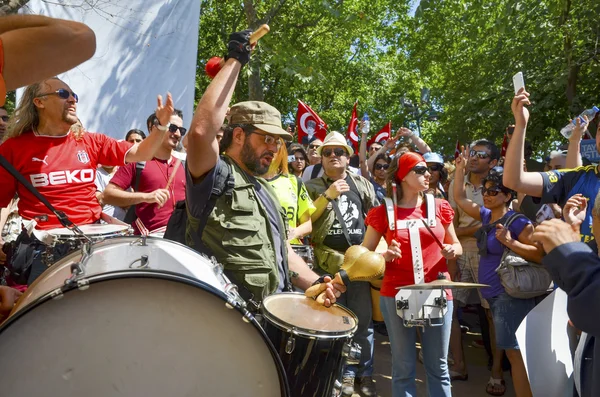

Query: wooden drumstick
[205,24,270,78]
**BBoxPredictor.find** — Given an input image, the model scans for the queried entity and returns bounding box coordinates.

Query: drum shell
[261,293,357,397]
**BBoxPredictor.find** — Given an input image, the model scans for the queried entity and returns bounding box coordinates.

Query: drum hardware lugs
[342,342,361,366]
[128,255,149,269]
[285,332,296,354]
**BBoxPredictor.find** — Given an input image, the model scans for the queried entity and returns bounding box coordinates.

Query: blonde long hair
[265,144,289,179]
[4,77,83,142]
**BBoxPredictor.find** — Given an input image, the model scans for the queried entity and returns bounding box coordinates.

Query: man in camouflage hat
[184,29,342,308]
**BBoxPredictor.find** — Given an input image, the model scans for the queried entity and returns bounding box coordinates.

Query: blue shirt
[541,165,600,243]
[478,208,530,299]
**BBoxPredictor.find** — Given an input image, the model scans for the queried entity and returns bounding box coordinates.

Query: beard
[241,142,272,175]
[62,108,78,125]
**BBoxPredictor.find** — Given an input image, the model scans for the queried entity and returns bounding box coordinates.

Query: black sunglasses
[322,148,348,158]
[428,164,443,172]
[482,186,503,196]
[168,124,187,136]
[0,116,8,122]
[37,88,79,103]
[308,144,321,150]
[470,149,490,159]
[375,163,390,170]
[412,166,429,175]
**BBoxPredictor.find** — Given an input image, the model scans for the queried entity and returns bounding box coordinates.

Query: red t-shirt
[109,157,186,234]
[365,198,455,297]
[0,131,132,229]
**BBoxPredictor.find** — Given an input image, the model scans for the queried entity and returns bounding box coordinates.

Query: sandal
[486,377,506,396]
[449,369,468,381]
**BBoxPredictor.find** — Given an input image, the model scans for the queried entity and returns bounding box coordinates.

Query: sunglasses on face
[0,116,8,122]
[412,166,429,175]
[251,131,283,149]
[168,124,187,136]
[374,163,390,170]
[470,150,490,159]
[322,148,348,158]
[428,163,443,172]
[37,88,79,103]
[482,186,503,196]
[308,144,321,150]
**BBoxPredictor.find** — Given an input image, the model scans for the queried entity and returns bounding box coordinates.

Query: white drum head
[0,273,287,397]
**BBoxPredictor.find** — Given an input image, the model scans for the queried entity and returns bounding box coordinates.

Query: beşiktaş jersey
[0,131,131,230]
[540,165,600,242]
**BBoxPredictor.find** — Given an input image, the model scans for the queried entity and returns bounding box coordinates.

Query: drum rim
[1,269,291,397]
[47,223,131,237]
[261,292,358,338]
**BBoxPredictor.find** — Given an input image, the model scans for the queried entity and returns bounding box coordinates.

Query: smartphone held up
[513,72,525,95]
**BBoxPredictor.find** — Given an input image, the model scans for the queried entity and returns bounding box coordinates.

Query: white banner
[20,0,200,139]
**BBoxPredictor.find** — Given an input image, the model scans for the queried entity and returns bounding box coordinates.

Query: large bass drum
[0,238,289,397]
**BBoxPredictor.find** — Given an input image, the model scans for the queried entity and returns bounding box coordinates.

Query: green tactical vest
[186,156,287,301]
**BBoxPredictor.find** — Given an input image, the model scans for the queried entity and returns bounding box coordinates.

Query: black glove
[226,29,253,66]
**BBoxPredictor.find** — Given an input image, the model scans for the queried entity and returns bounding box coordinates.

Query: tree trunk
[562,0,579,110]
[242,0,264,101]
[0,0,30,15]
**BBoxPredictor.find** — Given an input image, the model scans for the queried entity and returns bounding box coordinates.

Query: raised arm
[0,14,96,91]
[503,90,544,196]
[187,30,250,179]
[125,94,173,163]
[566,117,587,169]
[398,127,431,154]
[452,147,482,220]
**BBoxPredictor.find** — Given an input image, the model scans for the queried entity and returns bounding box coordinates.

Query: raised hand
[455,145,469,172]
[563,194,587,227]
[571,116,589,142]
[155,92,174,127]
[397,127,415,138]
[226,29,253,66]
[511,88,531,127]
[532,219,580,254]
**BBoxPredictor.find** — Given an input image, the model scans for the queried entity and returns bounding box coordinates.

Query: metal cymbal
[396,279,489,290]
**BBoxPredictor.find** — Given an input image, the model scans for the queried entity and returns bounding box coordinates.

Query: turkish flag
[367,121,391,147]
[500,134,509,157]
[454,140,461,160]
[296,100,328,144]
[346,101,359,152]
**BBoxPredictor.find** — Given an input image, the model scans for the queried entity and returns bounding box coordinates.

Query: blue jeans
[381,296,453,397]
[487,292,536,350]
[337,280,374,378]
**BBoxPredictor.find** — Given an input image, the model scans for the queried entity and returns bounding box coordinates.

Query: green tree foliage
[196,0,423,136]
[409,0,600,157]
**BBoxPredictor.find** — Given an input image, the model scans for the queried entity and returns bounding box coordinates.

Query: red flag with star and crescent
[454,140,461,160]
[367,121,391,147]
[346,101,359,152]
[296,100,328,144]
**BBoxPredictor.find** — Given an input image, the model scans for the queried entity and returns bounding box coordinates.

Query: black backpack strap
[310,163,322,179]
[123,162,146,224]
[0,154,72,228]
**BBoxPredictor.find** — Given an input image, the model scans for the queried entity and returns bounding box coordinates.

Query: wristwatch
[321,192,333,201]
[155,122,171,132]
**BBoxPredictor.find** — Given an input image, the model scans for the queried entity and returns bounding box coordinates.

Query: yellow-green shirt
[267,174,316,245]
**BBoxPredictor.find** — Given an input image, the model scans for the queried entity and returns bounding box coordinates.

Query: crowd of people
[0,13,598,397]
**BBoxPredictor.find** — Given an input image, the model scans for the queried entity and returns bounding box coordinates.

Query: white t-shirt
[95,167,127,221]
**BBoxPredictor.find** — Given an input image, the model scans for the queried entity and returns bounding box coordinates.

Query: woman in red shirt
[363,151,461,397]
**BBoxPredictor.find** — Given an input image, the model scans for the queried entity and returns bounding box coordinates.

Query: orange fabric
[0,37,5,106]
[395,152,424,181]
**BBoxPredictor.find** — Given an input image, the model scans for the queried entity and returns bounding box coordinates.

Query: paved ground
[351,309,516,397]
